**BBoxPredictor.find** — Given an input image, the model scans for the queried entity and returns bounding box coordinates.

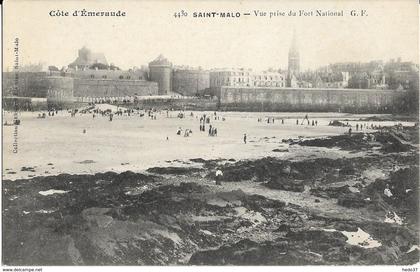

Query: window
[90,75,94,78]
[102,75,107,79]
[119,75,124,79]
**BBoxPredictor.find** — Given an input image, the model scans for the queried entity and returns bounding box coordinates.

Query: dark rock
[337,193,368,208]
[265,177,305,192]
[146,167,202,175]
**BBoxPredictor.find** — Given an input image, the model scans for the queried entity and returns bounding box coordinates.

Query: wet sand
[3,109,414,180]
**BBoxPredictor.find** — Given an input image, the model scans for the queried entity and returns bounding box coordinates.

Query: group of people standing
[176,127,192,137]
[208,125,218,136]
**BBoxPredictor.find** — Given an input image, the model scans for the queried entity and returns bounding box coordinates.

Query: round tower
[149,55,172,95]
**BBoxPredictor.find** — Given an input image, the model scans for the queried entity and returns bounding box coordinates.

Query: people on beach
[243,133,247,144]
[301,114,309,125]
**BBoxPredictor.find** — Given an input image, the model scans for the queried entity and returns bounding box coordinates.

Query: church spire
[288,28,300,75]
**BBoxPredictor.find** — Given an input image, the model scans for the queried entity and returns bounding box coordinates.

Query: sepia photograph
[1,0,419,269]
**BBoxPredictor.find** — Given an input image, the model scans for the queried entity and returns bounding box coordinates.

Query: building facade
[209,68,286,89]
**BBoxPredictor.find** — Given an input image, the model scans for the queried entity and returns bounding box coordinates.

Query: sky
[3,0,419,71]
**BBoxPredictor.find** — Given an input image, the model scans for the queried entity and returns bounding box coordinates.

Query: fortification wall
[219,87,404,113]
[46,77,74,101]
[2,72,49,98]
[172,70,210,96]
[73,79,158,98]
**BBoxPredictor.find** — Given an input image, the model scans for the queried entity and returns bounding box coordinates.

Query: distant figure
[281,119,284,125]
[312,120,315,126]
[301,114,309,125]
[166,136,169,140]
[348,127,352,136]
[83,129,86,134]
[296,119,299,125]
[356,124,359,131]
[243,133,247,144]
[384,184,393,198]
[315,120,318,126]
[215,169,223,185]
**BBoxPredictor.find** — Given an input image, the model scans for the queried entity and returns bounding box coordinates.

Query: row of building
[3,34,418,113]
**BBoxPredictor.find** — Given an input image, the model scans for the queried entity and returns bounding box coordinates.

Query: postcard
[2,0,419,269]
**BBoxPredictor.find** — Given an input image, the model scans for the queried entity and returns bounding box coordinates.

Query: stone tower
[149,55,173,95]
[288,29,300,76]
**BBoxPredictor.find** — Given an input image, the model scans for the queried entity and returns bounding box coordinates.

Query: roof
[149,54,172,66]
